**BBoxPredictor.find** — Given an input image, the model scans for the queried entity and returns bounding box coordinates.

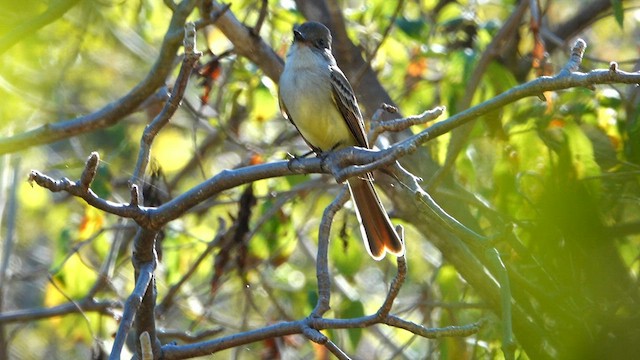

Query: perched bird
[279,21,404,260]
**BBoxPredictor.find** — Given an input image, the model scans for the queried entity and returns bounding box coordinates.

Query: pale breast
[280,47,356,151]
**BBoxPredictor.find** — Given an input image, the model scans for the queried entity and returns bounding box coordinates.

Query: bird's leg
[286,149,320,172]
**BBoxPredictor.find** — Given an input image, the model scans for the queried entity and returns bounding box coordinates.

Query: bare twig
[377,250,408,318]
[252,0,269,36]
[161,315,481,359]
[79,151,99,190]
[560,38,587,75]
[87,222,127,298]
[370,106,446,144]
[131,22,202,191]
[312,187,349,317]
[109,261,155,360]
[157,328,224,343]
[383,317,482,338]
[129,227,162,358]
[0,298,121,324]
[324,339,351,360]
[163,0,177,11]
[28,153,147,223]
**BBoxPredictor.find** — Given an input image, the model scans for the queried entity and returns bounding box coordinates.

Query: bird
[278,21,404,260]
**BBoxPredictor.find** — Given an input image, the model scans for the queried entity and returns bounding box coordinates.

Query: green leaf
[330,222,364,278]
[611,0,624,28]
[597,88,622,109]
[341,300,365,348]
[249,198,295,261]
[395,17,428,39]
[564,120,601,181]
[306,289,318,310]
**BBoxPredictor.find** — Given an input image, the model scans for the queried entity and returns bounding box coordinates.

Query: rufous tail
[347,175,404,260]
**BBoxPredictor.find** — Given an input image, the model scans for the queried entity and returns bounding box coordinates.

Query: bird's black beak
[293,29,305,43]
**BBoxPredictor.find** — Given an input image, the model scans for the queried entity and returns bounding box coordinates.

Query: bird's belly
[280,73,355,151]
[295,104,353,151]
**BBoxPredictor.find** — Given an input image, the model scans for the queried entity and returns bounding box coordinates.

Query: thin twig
[370,106,446,144]
[0,298,121,324]
[377,252,408,318]
[312,187,349,317]
[384,317,482,338]
[109,261,155,360]
[325,339,352,360]
[251,0,268,36]
[161,316,481,359]
[87,222,126,298]
[560,38,587,75]
[131,22,202,192]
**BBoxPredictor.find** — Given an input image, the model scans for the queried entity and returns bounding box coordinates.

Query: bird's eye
[316,39,325,47]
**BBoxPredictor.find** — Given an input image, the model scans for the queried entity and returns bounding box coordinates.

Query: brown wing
[329,66,369,149]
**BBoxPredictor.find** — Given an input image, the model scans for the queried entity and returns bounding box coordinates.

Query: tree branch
[131,21,202,191]
[206,1,284,82]
[0,297,120,324]
[30,41,640,232]
[0,0,198,155]
[109,261,155,360]
[311,187,349,317]
[161,314,480,359]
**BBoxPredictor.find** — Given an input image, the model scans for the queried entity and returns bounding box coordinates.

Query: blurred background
[1,0,640,358]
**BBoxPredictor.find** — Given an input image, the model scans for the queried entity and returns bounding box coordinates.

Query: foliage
[1,0,640,359]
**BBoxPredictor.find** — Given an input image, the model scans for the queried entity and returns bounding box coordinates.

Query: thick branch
[207,1,284,82]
